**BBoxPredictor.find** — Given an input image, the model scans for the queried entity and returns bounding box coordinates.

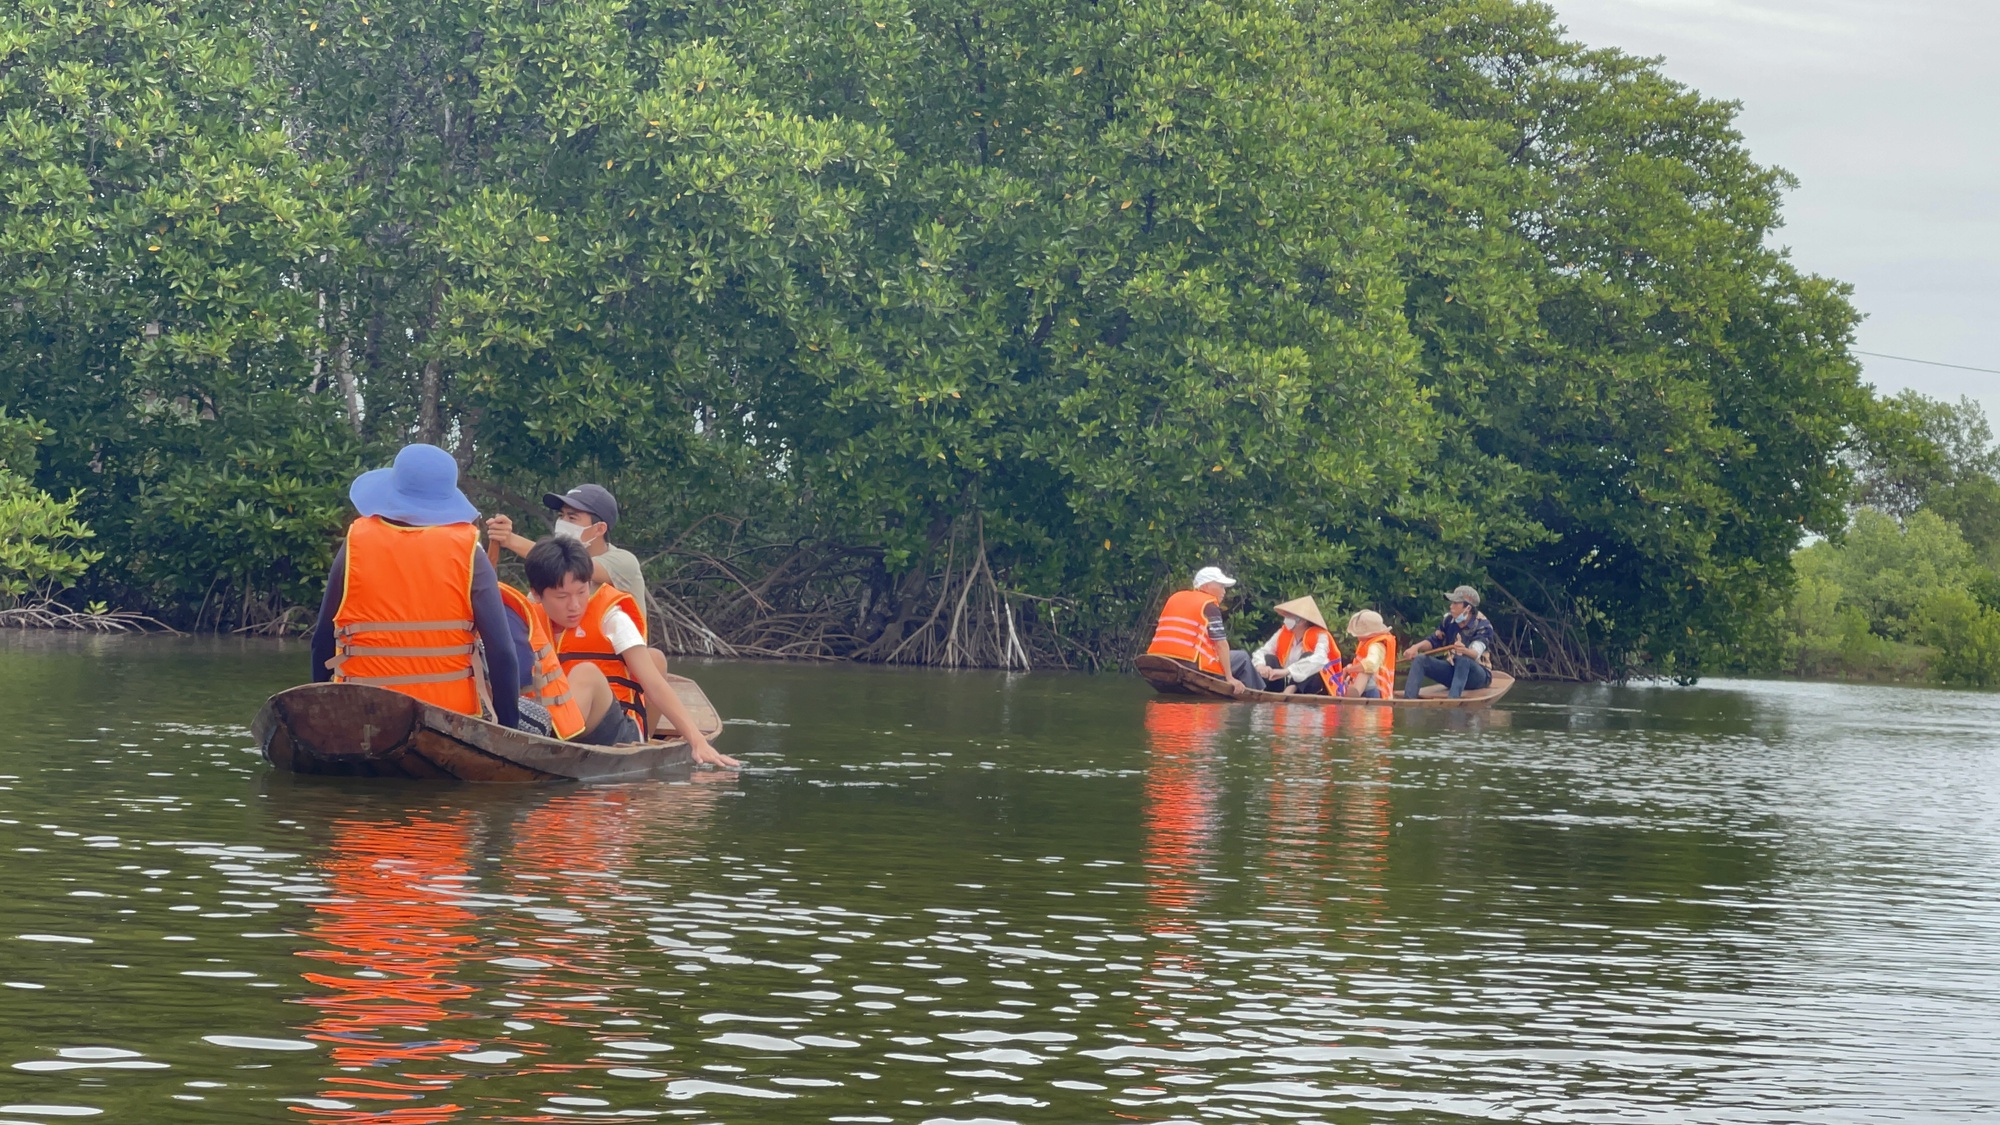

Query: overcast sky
[1545,0,2000,422]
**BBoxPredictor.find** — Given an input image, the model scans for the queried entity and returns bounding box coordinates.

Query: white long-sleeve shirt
[1252,626,1331,683]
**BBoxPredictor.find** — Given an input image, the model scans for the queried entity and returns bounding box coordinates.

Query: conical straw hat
[1345,609,1391,638]
[1273,596,1329,632]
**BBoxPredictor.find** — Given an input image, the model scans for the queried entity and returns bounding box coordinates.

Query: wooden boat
[253,678,725,782]
[1135,652,1514,709]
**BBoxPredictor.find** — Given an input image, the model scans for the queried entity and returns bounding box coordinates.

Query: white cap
[1192,566,1237,589]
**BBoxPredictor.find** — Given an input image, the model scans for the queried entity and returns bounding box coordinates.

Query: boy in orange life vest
[528,537,740,768]
[494,559,620,744]
[310,444,521,727]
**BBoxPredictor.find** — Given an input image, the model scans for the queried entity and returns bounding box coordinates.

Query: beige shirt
[597,544,645,597]
[596,544,654,640]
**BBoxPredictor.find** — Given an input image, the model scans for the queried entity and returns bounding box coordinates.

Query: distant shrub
[1798,509,1976,642]
[1916,588,2000,689]
[0,411,100,603]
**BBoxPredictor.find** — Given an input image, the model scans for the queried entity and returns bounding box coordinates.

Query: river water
[0,632,1995,1123]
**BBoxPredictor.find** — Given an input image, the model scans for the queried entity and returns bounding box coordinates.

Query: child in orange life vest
[527,537,739,768]
[1343,609,1398,699]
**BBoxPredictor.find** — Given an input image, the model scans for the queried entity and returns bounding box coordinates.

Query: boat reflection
[1333,707,1393,931]
[1140,701,1228,920]
[286,781,728,1122]
[1135,700,1229,1044]
[489,784,721,1040]
[1257,704,1342,908]
[292,813,482,1122]
[1133,699,1405,1053]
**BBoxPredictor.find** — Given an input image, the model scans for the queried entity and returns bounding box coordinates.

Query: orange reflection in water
[1140,701,1228,919]
[1136,700,1231,1041]
[1334,707,1394,916]
[492,783,722,1037]
[287,781,729,1122]
[292,814,481,1122]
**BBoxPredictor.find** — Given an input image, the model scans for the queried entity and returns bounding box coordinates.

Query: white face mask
[1453,608,1470,624]
[1281,615,1302,631]
[550,519,586,541]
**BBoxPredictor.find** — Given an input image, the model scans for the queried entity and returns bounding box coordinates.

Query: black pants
[1257,672,1329,695]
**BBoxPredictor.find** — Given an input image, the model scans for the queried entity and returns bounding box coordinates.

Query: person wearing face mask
[1403,585,1497,699]
[1248,597,1342,695]
[484,484,649,604]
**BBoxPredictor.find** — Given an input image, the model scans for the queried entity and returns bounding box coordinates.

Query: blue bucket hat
[348,443,479,526]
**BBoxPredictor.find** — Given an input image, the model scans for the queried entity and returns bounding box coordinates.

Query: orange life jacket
[555,582,650,731]
[497,584,587,739]
[329,517,482,716]
[1146,589,1225,674]
[1347,633,1398,698]
[1276,622,1342,694]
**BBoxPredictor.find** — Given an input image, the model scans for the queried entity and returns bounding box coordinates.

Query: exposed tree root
[0,600,178,634]
[1485,575,1615,682]
[640,515,1094,671]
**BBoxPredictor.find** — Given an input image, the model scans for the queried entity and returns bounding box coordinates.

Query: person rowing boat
[1403,585,1496,700]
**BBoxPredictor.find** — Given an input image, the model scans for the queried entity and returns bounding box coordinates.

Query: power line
[1855,350,2000,377]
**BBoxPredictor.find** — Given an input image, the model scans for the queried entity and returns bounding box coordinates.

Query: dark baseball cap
[543,483,618,530]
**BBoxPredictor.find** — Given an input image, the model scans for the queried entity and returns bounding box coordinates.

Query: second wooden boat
[1135,653,1514,709]
[253,678,725,782]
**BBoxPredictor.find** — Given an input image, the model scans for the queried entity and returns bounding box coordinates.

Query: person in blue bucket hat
[346,441,482,526]
[308,444,533,733]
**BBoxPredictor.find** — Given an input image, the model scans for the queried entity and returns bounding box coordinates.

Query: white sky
[1545,0,2000,422]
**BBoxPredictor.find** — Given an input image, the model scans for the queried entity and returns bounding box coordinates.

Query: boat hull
[253,679,723,782]
[1134,653,1514,709]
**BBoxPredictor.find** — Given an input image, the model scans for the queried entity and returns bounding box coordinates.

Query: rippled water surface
[1,632,1997,1123]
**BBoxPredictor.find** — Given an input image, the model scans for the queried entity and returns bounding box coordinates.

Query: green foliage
[0,0,359,626]
[1746,506,2000,687]
[0,409,46,476]
[0,0,1869,665]
[1798,509,1974,642]
[1315,0,1865,676]
[128,414,363,626]
[1744,390,2000,690]
[1914,587,2000,690]
[1850,391,2000,569]
[1853,391,2000,515]
[0,413,99,600]
[0,474,98,599]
